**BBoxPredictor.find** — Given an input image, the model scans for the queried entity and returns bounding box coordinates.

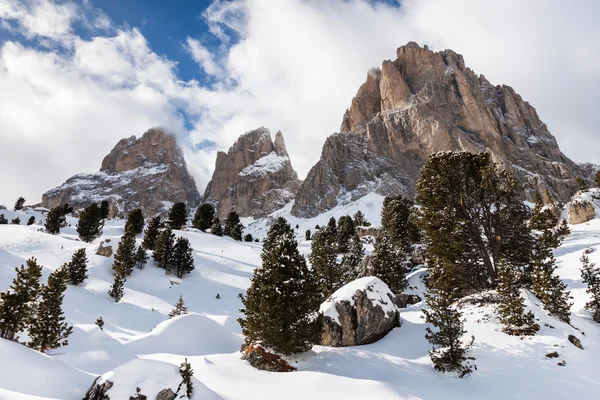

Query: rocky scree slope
[292,42,581,217]
[203,127,301,219]
[41,127,201,218]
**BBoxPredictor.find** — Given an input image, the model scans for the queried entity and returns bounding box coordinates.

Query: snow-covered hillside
[1,202,600,399]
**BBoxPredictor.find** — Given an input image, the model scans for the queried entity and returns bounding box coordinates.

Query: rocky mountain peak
[203,127,300,219]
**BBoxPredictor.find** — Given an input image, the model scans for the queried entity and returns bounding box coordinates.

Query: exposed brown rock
[568,334,583,350]
[292,42,581,217]
[96,241,113,257]
[203,128,301,218]
[41,128,201,218]
[155,388,176,400]
[567,199,595,224]
[240,343,296,372]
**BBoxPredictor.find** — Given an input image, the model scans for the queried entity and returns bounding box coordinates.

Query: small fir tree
[168,202,188,230]
[305,229,311,241]
[244,233,253,242]
[95,316,104,331]
[108,273,125,302]
[76,203,104,242]
[576,176,588,191]
[153,226,176,271]
[239,217,322,355]
[371,234,407,294]
[44,207,66,234]
[341,233,364,283]
[496,261,535,330]
[113,230,137,277]
[142,216,162,250]
[210,217,223,236]
[580,254,600,320]
[530,191,559,231]
[173,237,195,278]
[381,195,420,252]
[28,267,73,352]
[134,246,148,270]
[337,215,356,253]
[595,171,600,188]
[192,203,215,231]
[326,216,337,236]
[0,214,7,224]
[67,248,89,285]
[169,295,189,318]
[62,203,74,216]
[125,208,145,235]
[178,358,194,399]
[0,291,24,340]
[14,196,25,210]
[99,200,110,219]
[309,228,342,299]
[27,216,35,225]
[353,210,370,227]
[11,217,20,225]
[224,211,244,241]
[129,387,147,400]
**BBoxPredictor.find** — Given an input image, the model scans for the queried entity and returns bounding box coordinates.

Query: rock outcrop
[83,377,113,400]
[203,128,301,218]
[240,343,296,372]
[568,200,595,224]
[41,128,201,218]
[292,42,581,217]
[96,240,113,257]
[320,277,401,347]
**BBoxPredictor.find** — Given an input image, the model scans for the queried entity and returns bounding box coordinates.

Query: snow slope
[1,201,600,399]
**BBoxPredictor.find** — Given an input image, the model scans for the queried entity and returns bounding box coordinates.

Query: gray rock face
[292,42,581,217]
[83,377,113,400]
[203,128,301,219]
[155,388,177,400]
[567,199,595,224]
[96,241,113,257]
[41,127,201,218]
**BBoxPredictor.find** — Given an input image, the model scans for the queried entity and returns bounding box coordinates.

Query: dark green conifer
[125,208,145,235]
[580,254,600,321]
[353,210,370,227]
[192,203,215,231]
[129,387,147,400]
[244,233,253,242]
[0,214,7,224]
[135,246,148,270]
[224,211,244,241]
[99,200,110,219]
[341,233,364,283]
[173,237,195,278]
[76,203,104,242]
[530,191,559,231]
[371,234,407,294]
[0,291,24,340]
[326,217,337,236]
[113,230,137,277]
[496,260,535,329]
[27,216,35,225]
[239,217,322,355]
[305,229,311,241]
[67,248,88,285]
[210,217,223,236]
[309,228,342,299]
[95,316,104,331]
[381,195,420,252]
[28,266,73,352]
[62,203,74,216]
[168,202,188,230]
[595,171,600,188]
[142,216,162,250]
[576,176,588,191]
[178,358,194,398]
[153,226,176,271]
[337,215,355,253]
[14,196,25,210]
[11,217,20,225]
[169,295,188,318]
[108,274,125,302]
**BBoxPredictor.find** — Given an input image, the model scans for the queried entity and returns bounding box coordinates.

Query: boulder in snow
[567,200,595,224]
[568,334,584,350]
[320,277,401,347]
[155,388,177,400]
[240,343,296,372]
[96,241,113,257]
[83,376,113,400]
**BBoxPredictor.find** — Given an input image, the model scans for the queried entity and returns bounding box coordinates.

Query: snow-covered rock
[567,189,599,224]
[319,277,401,347]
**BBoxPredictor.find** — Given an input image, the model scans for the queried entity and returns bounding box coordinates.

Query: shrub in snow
[167,202,187,230]
[192,203,215,232]
[125,208,145,235]
[14,196,25,210]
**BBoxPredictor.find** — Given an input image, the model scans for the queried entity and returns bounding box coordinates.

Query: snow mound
[125,313,242,356]
[320,276,397,324]
[239,152,289,178]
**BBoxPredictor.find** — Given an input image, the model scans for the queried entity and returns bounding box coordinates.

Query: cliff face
[202,127,301,219]
[42,127,201,217]
[292,42,579,217]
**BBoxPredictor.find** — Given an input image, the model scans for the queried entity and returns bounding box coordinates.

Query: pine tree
[135,246,148,270]
[99,200,110,219]
[309,228,342,299]
[239,217,322,355]
[45,206,65,234]
[576,176,588,191]
[341,233,364,283]
[337,215,356,253]
[326,216,337,236]
[62,203,74,216]
[153,226,176,271]
[125,208,145,235]
[129,387,147,400]
[95,316,104,331]
[305,229,311,241]
[178,358,194,398]
[580,254,600,321]
[596,171,600,188]
[27,216,35,226]
[371,234,407,294]
[353,210,370,227]
[423,286,473,377]
[496,260,535,330]
[28,267,73,352]
[530,191,559,231]
[192,203,215,231]
[0,291,24,340]
[168,202,188,230]
[224,211,244,241]
[0,214,7,224]
[113,230,137,277]
[14,196,25,210]
[244,233,253,242]
[210,217,223,236]
[11,217,20,225]
[76,203,104,242]
[381,195,420,252]
[67,248,89,285]
[142,216,162,250]
[169,295,188,318]
[173,237,195,278]
[108,274,125,302]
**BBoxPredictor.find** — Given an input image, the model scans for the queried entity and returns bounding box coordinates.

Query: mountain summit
[291,42,580,217]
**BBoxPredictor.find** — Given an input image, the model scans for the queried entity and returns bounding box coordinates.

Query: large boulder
[83,377,113,400]
[320,277,401,347]
[240,343,296,372]
[568,199,596,224]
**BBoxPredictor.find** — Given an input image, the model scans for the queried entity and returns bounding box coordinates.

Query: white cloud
[184,38,223,78]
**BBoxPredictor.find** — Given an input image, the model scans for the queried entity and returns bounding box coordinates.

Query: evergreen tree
[113,230,137,277]
[580,254,600,320]
[11,217,20,225]
[169,295,188,318]
[0,214,7,224]
[244,233,253,242]
[337,215,356,253]
[371,234,407,294]
[108,274,125,302]
[596,171,600,188]
[168,202,188,230]
[76,203,104,242]
[99,200,110,219]
[62,203,74,216]
[95,316,104,331]
[142,216,162,250]
[28,267,73,352]
[173,237,195,278]
[305,229,311,241]
[178,358,194,398]
[381,195,420,252]
[341,233,364,283]
[135,246,148,270]
[239,217,322,355]
[125,208,145,235]
[153,226,176,271]
[45,206,66,234]
[192,203,215,231]
[326,217,337,236]
[27,216,35,226]
[496,260,535,329]
[309,228,342,299]
[423,286,473,377]
[14,196,25,210]
[0,291,24,340]
[353,210,370,227]
[224,211,244,241]
[129,387,147,400]
[210,217,223,236]
[530,191,559,231]
[576,176,588,191]
[67,248,88,285]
